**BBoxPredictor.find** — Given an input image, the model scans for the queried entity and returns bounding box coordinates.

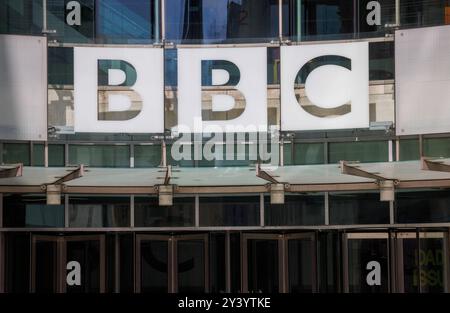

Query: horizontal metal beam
[1,223,450,233]
[0,164,22,179]
[421,157,450,173]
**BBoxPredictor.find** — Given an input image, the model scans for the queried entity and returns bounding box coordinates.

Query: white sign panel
[74,47,164,133]
[396,25,450,135]
[0,35,47,140]
[281,42,369,131]
[177,47,267,133]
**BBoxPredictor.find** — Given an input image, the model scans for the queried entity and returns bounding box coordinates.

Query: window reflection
[165,0,279,43]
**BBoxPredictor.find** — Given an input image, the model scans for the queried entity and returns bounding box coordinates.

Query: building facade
[1,0,450,293]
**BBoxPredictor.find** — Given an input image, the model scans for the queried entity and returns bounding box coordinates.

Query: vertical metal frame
[0,231,4,293]
[130,195,135,228]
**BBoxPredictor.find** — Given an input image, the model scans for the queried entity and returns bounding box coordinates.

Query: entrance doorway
[135,234,209,293]
[31,234,106,293]
[242,233,317,293]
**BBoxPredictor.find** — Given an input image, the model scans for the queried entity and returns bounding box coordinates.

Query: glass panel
[199,196,260,226]
[96,0,159,44]
[288,238,314,292]
[5,233,30,292]
[283,0,355,41]
[230,232,241,292]
[209,233,226,293]
[48,47,74,85]
[3,194,64,228]
[265,194,324,226]
[2,143,30,165]
[33,144,65,167]
[177,239,205,293]
[293,142,324,165]
[419,236,445,293]
[400,233,445,293]
[423,137,450,158]
[317,231,340,292]
[66,239,101,293]
[396,190,450,223]
[348,237,389,292]
[283,142,293,165]
[34,240,58,293]
[119,234,134,292]
[47,0,95,43]
[134,197,195,227]
[247,238,279,292]
[0,0,43,35]
[134,144,161,168]
[358,0,396,38]
[330,193,390,225]
[328,141,389,163]
[140,240,168,293]
[399,139,420,161]
[165,0,279,44]
[369,41,394,80]
[400,0,449,28]
[401,235,419,293]
[69,196,130,227]
[68,144,130,167]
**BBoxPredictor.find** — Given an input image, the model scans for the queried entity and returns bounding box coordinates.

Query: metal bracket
[0,163,23,178]
[255,163,280,184]
[51,164,85,185]
[340,161,399,184]
[421,157,450,173]
[0,163,23,179]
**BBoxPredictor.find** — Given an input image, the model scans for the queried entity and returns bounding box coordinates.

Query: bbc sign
[73,42,369,134]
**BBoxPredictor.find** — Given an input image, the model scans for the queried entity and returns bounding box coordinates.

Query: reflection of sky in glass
[97,0,152,42]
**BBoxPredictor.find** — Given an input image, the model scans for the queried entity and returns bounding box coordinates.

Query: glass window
[2,142,30,165]
[199,196,260,226]
[399,139,419,161]
[293,142,324,165]
[423,137,450,158]
[69,196,130,227]
[96,0,160,44]
[3,194,65,227]
[134,144,161,168]
[4,233,30,292]
[396,190,450,223]
[328,141,389,163]
[400,0,450,28]
[283,142,293,165]
[47,0,95,43]
[358,0,396,38]
[265,194,324,226]
[48,47,74,85]
[369,41,394,81]
[283,0,355,41]
[134,196,195,227]
[33,144,65,167]
[69,144,130,167]
[0,0,43,35]
[329,193,390,225]
[165,0,279,44]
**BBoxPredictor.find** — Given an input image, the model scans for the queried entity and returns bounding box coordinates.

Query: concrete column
[46,185,62,205]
